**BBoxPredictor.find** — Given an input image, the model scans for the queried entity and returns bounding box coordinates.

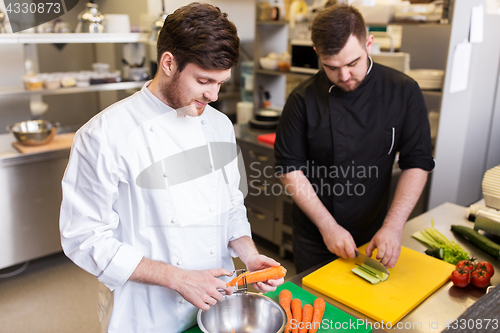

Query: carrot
[279,289,293,333]
[309,298,325,333]
[226,271,250,287]
[298,304,313,333]
[226,266,287,287]
[291,298,302,333]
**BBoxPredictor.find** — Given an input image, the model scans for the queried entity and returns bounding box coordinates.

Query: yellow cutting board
[302,245,455,325]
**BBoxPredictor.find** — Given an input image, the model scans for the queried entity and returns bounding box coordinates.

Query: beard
[336,78,363,92]
[161,71,210,117]
[333,57,370,92]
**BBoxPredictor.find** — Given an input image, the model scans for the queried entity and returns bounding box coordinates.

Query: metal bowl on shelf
[197,292,286,333]
[7,120,60,146]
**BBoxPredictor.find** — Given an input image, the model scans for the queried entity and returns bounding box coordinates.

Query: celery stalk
[412,219,469,265]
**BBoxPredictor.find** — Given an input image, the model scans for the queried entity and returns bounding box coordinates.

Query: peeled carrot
[298,304,313,333]
[226,271,250,287]
[291,298,302,333]
[226,266,287,287]
[279,289,293,333]
[309,298,325,333]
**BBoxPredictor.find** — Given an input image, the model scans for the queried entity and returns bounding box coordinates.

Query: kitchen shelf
[0,33,149,44]
[0,81,145,97]
[421,90,443,95]
[256,20,288,26]
[255,68,313,78]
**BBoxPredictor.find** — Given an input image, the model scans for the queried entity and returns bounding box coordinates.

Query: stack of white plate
[371,52,410,73]
[482,165,500,210]
[405,69,444,90]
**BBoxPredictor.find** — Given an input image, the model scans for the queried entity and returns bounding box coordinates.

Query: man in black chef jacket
[274,4,435,273]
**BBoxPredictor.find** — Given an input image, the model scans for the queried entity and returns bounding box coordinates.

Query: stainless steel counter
[0,133,70,270]
[288,202,500,332]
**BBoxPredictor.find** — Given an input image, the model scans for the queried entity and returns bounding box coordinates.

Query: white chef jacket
[60,81,251,333]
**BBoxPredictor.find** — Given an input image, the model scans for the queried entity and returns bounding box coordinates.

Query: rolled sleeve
[227,218,252,258]
[398,81,436,172]
[98,243,144,290]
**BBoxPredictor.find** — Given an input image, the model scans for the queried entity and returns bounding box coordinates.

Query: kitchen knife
[355,250,390,278]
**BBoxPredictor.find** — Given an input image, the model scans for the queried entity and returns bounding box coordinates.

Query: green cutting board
[183,281,371,333]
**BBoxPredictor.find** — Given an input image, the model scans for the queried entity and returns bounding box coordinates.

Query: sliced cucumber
[351,263,388,283]
[351,266,381,284]
[425,247,444,259]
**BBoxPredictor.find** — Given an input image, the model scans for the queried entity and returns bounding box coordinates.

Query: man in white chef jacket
[59,3,284,332]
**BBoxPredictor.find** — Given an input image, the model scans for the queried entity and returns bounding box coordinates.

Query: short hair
[157,3,240,72]
[311,4,367,57]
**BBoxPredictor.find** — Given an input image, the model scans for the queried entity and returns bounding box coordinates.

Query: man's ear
[365,35,374,55]
[160,52,176,77]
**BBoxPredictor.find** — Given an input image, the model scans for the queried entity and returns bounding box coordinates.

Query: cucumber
[451,225,500,258]
[351,263,388,284]
[425,247,444,259]
[351,266,380,284]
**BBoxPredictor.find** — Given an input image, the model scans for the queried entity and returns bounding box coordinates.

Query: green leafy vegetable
[412,219,470,265]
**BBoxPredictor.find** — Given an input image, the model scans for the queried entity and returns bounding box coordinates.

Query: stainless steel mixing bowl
[7,120,59,146]
[197,292,286,333]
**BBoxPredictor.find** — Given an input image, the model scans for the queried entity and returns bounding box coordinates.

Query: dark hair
[156,3,240,72]
[311,4,367,57]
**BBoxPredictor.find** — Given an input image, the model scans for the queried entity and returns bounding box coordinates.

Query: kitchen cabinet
[236,123,295,255]
[0,133,69,270]
[236,124,295,256]
[236,125,281,245]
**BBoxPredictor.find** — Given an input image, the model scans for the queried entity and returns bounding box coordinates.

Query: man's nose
[339,67,351,82]
[204,85,220,102]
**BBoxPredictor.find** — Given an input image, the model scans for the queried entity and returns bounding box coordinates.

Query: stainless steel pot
[75,2,105,33]
[197,292,286,333]
[7,120,60,146]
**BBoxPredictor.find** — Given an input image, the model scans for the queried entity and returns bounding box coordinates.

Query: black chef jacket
[274,62,435,248]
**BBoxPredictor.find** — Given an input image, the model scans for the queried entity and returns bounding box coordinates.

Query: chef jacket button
[171,218,177,224]
[209,206,215,212]
[163,172,167,178]
[201,120,207,125]
[210,249,215,255]
[150,126,154,132]
[180,298,186,304]
[177,259,182,266]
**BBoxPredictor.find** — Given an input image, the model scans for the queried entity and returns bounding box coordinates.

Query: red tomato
[451,269,470,288]
[475,261,495,277]
[470,269,491,288]
[456,259,475,272]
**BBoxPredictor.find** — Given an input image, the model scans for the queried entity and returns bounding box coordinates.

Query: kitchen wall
[428,0,500,208]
